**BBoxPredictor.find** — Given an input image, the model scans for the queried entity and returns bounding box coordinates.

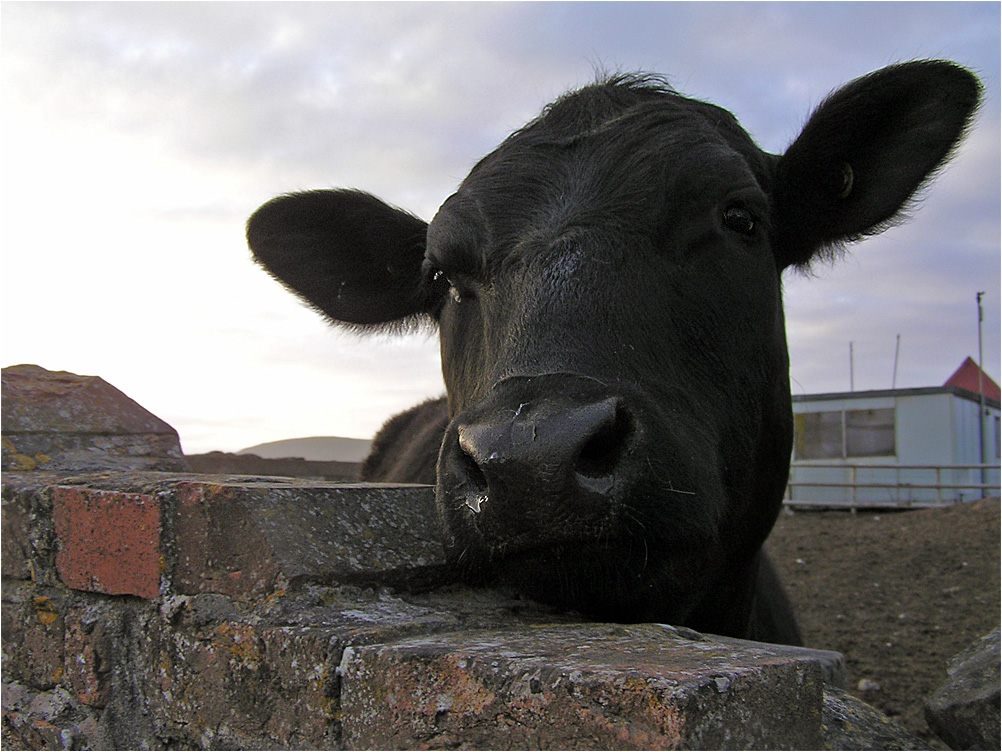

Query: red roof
[943,357,1001,401]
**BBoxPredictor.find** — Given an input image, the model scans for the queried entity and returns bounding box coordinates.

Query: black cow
[248,62,980,644]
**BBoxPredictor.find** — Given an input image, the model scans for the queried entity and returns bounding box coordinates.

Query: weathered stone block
[0,583,67,691]
[171,478,447,599]
[141,585,509,750]
[63,606,114,708]
[1,473,60,585]
[925,626,1001,750]
[52,487,162,599]
[822,686,932,750]
[146,616,343,749]
[339,622,826,750]
[1,486,33,579]
[709,632,847,688]
[1,681,107,751]
[1,364,187,473]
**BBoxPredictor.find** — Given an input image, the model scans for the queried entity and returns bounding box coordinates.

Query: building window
[795,411,843,459]
[846,408,896,457]
[794,408,896,460]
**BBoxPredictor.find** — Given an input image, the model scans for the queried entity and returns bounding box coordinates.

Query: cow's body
[249,62,980,644]
[359,397,447,484]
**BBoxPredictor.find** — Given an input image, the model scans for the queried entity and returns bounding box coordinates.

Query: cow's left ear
[771,60,981,269]
[248,189,430,328]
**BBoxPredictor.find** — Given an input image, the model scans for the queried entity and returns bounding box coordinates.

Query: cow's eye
[722,206,756,236]
[427,266,471,304]
[427,267,447,292]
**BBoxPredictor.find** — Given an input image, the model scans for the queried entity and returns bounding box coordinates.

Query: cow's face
[248,63,979,634]
[425,92,793,624]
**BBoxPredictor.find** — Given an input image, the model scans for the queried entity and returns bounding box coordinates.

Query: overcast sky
[2,1,999,455]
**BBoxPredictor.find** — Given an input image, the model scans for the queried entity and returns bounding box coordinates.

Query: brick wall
[4,470,935,750]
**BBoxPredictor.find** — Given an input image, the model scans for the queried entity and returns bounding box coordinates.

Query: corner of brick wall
[4,470,872,750]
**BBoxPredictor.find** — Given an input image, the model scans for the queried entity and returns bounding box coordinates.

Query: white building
[787,358,1001,507]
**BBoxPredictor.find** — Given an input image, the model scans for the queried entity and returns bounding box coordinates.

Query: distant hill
[185,451,360,481]
[238,436,373,463]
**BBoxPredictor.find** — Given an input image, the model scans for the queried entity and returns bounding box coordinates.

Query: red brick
[52,487,161,599]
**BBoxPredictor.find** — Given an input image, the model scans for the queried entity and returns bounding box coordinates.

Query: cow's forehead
[430,85,771,255]
[495,81,762,167]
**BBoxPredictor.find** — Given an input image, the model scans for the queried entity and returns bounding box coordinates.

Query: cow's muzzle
[437,375,642,548]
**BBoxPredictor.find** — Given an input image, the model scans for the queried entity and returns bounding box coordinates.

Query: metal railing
[784,463,1001,509]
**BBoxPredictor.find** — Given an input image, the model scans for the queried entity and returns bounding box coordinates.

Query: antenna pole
[849,341,855,392]
[892,334,901,389]
[977,292,986,488]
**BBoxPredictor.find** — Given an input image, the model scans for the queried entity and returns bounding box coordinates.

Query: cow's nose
[448,397,633,530]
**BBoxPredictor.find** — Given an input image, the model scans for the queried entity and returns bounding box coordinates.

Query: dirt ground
[764,498,1000,747]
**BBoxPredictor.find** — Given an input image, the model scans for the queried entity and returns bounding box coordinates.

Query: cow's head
[248,62,979,635]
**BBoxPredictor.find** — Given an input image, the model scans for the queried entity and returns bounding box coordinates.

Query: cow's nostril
[458,440,489,497]
[454,424,495,515]
[576,405,632,481]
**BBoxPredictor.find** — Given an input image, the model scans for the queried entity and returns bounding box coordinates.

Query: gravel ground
[764,498,1000,747]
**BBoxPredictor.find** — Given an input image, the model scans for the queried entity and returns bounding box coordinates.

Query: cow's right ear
[247,189,431,328]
